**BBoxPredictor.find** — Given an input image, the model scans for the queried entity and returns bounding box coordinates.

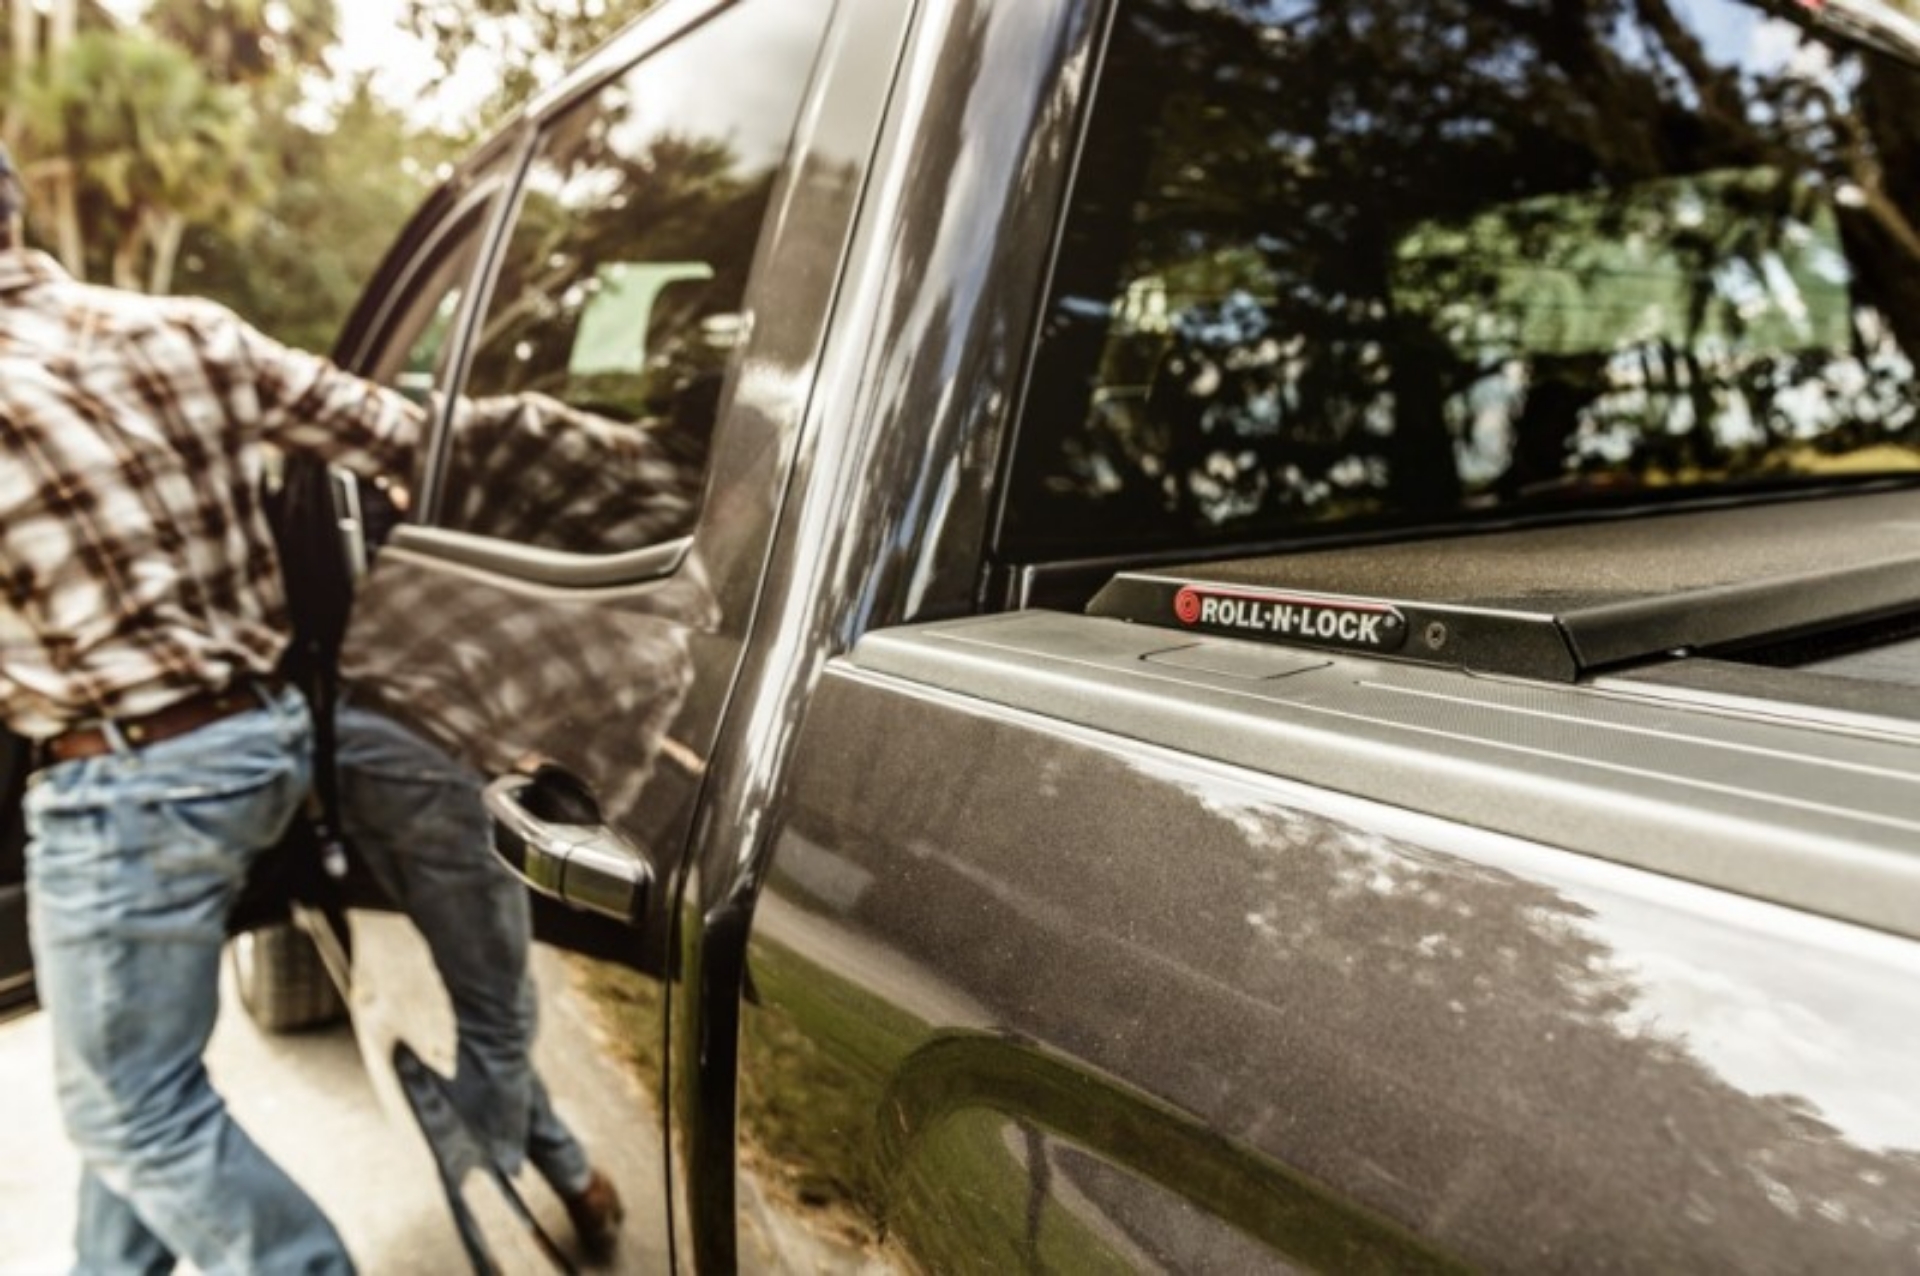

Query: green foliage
[176,83,460,350]
[3,0,654,343]
[144,0,340,84]
[13,28,262,285]
[400,0,657,132]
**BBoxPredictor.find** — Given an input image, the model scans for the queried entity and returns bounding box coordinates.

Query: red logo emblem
[1174,587,1203,625]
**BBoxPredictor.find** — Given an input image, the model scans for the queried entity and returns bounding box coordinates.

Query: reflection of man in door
[333,706,627,1260]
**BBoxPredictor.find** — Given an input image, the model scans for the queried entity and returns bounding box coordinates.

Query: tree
[7,0,88,270]
[144,0,457,346]
[4,0,448,347]
[177,80,460,351]
[144,0,339,86]
[399,0,655,136]
[13,29,262,291]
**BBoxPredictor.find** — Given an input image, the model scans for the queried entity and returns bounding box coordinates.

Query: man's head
[0,142,24,249]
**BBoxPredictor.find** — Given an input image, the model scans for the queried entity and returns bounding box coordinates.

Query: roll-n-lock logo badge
[1173,585,1408,654]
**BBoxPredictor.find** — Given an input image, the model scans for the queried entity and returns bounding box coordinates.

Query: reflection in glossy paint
[1181,752,1920,1254]
[392,1039,572,1272]
[741,674,1920,1271]
[345,554,711,834]
[1184,755,1920,1154]
[1595,906,1920,1152]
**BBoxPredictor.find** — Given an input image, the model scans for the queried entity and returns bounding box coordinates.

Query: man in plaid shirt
[0,142,418,1273]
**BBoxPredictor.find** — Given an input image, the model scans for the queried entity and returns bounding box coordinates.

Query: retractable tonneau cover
[1089,487,1920,681]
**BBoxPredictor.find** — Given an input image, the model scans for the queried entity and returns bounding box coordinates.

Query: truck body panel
[737,646,1920,1269]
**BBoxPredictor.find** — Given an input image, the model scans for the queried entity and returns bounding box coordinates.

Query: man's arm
[224,310,426,482]
[438,392,699,550]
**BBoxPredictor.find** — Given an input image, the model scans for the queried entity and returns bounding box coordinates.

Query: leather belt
[46,682,277,764]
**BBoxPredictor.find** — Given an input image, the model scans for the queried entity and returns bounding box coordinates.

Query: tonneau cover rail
[1088,487,1920,681]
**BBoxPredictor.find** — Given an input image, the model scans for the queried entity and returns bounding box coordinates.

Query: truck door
[328,1,864,1268]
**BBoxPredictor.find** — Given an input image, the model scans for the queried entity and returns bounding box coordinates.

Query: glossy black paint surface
[670,0,1105,1266]
[743,665,1920,1270]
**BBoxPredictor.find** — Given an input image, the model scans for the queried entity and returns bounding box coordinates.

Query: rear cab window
[1002,0,1920,566]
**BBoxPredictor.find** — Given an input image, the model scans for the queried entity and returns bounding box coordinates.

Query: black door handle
[482,772,649,924]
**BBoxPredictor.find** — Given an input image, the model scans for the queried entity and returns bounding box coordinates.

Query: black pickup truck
[8,0,1920,1270]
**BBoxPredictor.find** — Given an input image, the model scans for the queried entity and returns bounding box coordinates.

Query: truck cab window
[367,215,489,411]
[1003,0,1920,561]
[438,4,813,556]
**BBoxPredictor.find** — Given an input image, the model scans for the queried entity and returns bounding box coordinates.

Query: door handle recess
[482,773,650,924]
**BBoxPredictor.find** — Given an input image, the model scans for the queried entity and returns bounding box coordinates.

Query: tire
[229,921,345,1033]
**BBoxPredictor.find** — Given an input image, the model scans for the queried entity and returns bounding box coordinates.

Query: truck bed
[860,492,1920,940]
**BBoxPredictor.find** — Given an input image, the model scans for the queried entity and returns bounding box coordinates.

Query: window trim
[414,135,537,529]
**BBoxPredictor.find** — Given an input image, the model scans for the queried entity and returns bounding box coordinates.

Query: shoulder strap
[266,454,359,882]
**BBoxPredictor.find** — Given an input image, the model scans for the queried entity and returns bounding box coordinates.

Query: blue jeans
[335,706,590,1196]
[24,686,354,1275]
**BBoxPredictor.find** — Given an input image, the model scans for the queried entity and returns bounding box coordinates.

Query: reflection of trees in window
[1393,168,1908,495]
[1009,0,1920,556]
[446,87,779,553]
[474,134,769,412]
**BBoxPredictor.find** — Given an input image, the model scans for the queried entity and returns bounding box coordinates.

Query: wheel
[229,921,345,1033]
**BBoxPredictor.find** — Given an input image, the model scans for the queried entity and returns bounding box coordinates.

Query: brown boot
[563,1168,624,1261]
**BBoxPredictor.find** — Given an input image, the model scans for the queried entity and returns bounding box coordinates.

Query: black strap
[266,455,361,888]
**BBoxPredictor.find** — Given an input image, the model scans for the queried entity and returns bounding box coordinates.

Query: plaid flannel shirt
[443,392,702,553]
[0,249,423,738]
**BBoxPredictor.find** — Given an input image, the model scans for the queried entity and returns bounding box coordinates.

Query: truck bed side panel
[736,650,1920,1272]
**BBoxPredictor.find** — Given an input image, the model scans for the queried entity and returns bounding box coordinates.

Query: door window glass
[367,206,490,409]
[350,176,506,524]
[438,3,826,554]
